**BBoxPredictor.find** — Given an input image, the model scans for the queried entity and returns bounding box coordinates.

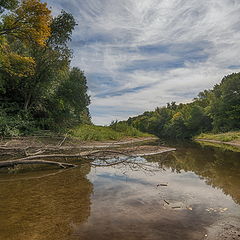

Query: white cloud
[45,0,240,125]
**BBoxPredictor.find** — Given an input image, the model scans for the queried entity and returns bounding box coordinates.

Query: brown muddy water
[0,141,240,240]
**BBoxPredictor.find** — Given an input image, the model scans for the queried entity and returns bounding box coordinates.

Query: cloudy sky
[44,0,240,125]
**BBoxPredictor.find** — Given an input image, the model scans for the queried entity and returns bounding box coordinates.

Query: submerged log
[0,159,77,169]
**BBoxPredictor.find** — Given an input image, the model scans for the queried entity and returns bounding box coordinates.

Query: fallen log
[0,150,124,170]
[0,150,129,162]
[0,159,77,169]
[0,147,176,163]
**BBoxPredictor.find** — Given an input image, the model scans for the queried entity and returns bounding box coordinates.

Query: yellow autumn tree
[0,41,36,78]
[0,0,52,46]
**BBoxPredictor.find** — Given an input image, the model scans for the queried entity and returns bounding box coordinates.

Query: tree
[48,10,76,47]
[57,68,90,114]
[0,0,51,46]
[183,104,212,136]
[21,11,76,111]
[0,40,35,78]
[0,2,91,135]
[0,0,18,13]
[210,73,240,131]
[53,68,91,126]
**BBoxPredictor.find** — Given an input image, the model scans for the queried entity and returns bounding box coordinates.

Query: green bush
[0,110,37,137]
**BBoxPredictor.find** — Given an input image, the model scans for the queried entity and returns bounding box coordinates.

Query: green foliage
[0,0,18,13]
[48,10,76,46]
[209,73,240,132]
[0,109,36,136]
[110,121,149,137]
[56,68,90,117]
[70,124,150,141]
[0,1,91,136]
[0,0,52,46]
[122,73,240,139]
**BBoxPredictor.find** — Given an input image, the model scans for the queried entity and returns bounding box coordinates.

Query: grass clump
[70,123,151,141]
[196,131,240,142]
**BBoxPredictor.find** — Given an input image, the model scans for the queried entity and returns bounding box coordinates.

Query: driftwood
[0,147,176,170]
[0,150,128,170]
[0,137,176,171]
[0,150,128,161]
[57,136,67,147]
[13,148,176,161]
[0,159,76,169]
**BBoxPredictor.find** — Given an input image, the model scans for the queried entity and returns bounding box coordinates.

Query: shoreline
[195,138,240,148]
[0,136,158,148]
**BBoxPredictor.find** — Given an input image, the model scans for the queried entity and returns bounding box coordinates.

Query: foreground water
[0,142,240,240]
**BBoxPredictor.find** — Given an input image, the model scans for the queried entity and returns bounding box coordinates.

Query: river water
[0,141,240,240]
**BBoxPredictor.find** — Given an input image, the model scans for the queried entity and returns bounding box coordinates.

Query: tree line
[119,72,240,139]
[0,0,91,136]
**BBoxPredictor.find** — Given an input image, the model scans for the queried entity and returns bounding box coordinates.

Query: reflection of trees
[146,145,240,204]
[89,143,240,205]
[0,143,239,239]
[91,157,163,176]
[0,163,92,240]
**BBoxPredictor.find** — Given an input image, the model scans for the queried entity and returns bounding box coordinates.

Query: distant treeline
[118,72,240,139]
[0,0,91,136]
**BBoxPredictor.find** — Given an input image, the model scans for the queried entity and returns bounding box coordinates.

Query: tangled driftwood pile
[0,137,175,170]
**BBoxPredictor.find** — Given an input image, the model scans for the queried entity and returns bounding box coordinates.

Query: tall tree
[0,1,91,135]
[210,73,240,131]
[22,11,77,111]
[0,0,18,13]
[0,0,51,46]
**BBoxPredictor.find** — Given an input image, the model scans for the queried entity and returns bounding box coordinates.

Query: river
[0,141,239,240]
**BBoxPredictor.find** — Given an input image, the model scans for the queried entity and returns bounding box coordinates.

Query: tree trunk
[24,93,32,111]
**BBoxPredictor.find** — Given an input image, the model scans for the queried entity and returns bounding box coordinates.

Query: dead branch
[0,139,176,172]
[57,136,67,148]
[0,148,176,162]
[25,149,46,157]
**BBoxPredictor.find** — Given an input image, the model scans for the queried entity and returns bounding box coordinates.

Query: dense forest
[0,0,91,136]
[117,73,240,139]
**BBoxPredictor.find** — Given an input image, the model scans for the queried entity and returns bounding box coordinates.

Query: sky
[44,0,240,125]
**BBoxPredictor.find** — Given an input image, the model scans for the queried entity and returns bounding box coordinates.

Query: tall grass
[70,123,151,141]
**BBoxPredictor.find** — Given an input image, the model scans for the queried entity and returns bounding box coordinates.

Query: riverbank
[67,123,152,141]
[0,135,158,150]
[195,131,240,152]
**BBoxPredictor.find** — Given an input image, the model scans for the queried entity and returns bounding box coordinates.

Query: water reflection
[0,163,92,240]
[73,143,240,240]
[146,143,240,204]
[0,142,240,240]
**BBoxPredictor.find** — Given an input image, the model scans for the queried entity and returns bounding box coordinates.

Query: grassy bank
[196,131,240,142]
[196,140,240,153]
[69,124,152,141]
[195,131,240,152]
